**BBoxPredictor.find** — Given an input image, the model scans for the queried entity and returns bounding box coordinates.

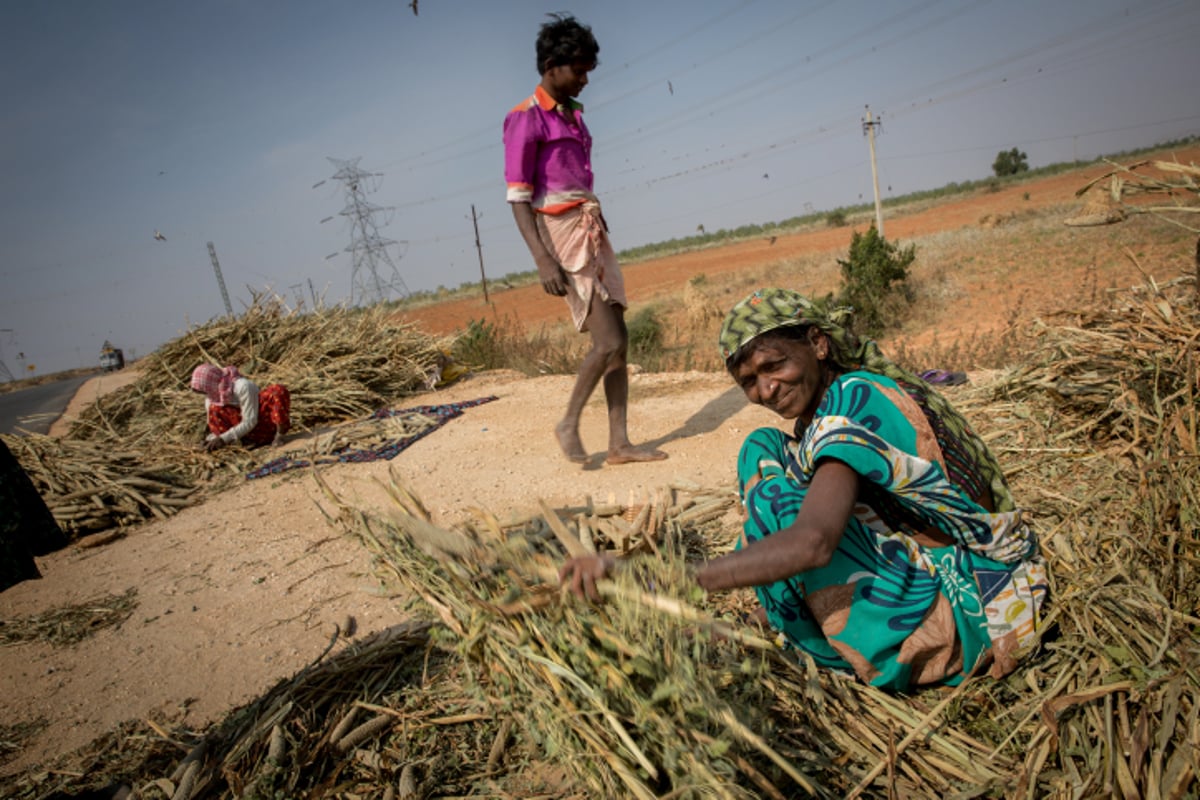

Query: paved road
[0,375,93,435]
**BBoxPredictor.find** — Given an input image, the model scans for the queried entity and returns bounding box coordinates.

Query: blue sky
[2,0,1198,377]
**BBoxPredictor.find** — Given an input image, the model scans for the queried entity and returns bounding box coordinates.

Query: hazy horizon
[2,0,1198,377]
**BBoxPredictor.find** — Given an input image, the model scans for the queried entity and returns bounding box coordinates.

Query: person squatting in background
[190,364,290,452]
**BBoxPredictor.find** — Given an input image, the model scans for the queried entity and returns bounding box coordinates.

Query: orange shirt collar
[534,85,583,112]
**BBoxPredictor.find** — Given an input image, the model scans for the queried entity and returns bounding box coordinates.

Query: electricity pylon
[207,242,234,317]
[322,157,410,305]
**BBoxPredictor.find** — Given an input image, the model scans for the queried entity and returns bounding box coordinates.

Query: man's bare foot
[606,445,668,464]
[555,421,588,463]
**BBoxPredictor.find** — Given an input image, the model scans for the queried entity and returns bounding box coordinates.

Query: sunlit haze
[2,0,1197,376]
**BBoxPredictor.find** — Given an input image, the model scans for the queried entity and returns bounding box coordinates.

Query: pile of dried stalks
[6,296,451,537]
[6,279,1197,800]
[68,295,451,456]
[1073,157,1199,232]
[2,434,200,537]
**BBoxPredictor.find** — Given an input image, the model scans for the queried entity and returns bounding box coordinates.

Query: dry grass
[9,277,1195,800]
[4,294,454,538]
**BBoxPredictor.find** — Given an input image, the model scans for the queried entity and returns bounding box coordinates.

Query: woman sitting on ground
[560,288,1049,691]
[190,364,291,452]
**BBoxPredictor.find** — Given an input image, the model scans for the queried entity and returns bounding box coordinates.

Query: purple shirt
[503,85,595,214]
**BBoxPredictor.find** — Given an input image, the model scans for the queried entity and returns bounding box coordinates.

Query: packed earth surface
[2,148,1198,779]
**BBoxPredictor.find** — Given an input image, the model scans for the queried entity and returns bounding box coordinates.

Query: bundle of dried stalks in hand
[307,470,1021,799]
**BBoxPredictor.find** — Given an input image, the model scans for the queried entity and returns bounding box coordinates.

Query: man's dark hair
[536,13,599,74]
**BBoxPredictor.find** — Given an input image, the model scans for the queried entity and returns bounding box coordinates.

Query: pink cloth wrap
[190,364,241,406]
[536,200,627,331]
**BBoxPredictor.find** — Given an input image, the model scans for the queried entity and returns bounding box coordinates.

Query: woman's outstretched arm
[559,459,859,598]
[695,459,858,592]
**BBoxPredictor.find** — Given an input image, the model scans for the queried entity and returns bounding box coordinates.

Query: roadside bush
[452,316,583,376]
[626,306,665,367]
[836,225,916,337]
[452,318,505,370]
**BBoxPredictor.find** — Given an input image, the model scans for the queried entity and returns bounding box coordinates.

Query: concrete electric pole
[862,105,885,236]
[470,204,490,305]
[0,329,14,383]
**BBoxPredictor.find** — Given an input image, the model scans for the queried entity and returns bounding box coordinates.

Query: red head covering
[190,364,241,406]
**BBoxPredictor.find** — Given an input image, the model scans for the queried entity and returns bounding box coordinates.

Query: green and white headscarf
[718,288,1018,512]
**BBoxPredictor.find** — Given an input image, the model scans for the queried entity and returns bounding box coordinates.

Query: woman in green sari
[561,288,1049,691]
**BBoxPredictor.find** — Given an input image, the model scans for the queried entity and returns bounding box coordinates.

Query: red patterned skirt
[207,384,291,446]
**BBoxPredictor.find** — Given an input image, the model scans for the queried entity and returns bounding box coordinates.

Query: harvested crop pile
[67,295,451,456]
[5,279,1197,800]
[3,435,200,538]
[4,296,452,538]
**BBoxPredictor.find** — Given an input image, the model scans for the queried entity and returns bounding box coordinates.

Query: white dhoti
[536,200,627,332]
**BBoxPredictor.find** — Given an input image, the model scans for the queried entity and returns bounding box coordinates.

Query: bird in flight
[409,0,417,15]
[667,81,673,95]
[154,230,167,242]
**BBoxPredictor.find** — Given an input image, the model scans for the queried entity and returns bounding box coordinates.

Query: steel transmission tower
[206,242,235,317]
[322,157,410,305]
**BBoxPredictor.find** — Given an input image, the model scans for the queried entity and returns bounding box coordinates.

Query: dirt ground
[2,149,1197,779]
[401,147,1200,344]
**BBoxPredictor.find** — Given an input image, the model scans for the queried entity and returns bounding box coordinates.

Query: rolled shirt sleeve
[220,378,259,444]
[504,101,542,204]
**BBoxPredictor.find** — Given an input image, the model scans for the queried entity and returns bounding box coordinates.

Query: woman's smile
[734,334,828,422]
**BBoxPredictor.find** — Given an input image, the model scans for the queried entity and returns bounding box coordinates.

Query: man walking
[504,13,667,465]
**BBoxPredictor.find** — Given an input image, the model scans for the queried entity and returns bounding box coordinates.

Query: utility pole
[207,242,235,317]
[0,329,14,383]
[862,105,885,236]
[470,204,490,304]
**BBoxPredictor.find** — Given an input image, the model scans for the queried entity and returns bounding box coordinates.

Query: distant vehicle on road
[100,340,125,372]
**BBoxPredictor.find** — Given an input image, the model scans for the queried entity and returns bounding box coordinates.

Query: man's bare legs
[555,293,667,464]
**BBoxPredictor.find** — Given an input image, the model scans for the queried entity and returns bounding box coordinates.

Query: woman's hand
[204,437,226,453]
[558,553,619,601]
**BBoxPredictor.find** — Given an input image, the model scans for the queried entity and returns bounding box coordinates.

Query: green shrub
[992,147,1029,177]
[836,225,916,337]
[626,306,665,365]
[452,318,504,369]
[826,209,848,228]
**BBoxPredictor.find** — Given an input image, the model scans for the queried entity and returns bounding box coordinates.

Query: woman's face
[732,330,830,422]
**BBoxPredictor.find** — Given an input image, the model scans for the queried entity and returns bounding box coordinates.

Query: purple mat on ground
[246,396,498,480]
[919,369,968,386]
